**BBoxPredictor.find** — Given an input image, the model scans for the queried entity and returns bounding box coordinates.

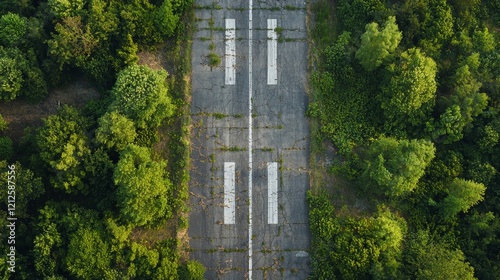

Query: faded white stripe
[268,162,278,224]
[225,19,236,85]
[224,162,236,224]
[267,19,277,85]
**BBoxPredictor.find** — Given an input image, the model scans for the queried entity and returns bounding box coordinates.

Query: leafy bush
[178,260,206,280]
[0,137,13,160]
[0,114,7,131]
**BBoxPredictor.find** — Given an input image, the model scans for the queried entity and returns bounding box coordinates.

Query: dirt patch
[0,77,100,142]
[138,49,166,71]
[130,220,177,248]
[310,138,371,217]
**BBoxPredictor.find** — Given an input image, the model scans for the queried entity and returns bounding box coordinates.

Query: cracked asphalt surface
[189,1,310,279]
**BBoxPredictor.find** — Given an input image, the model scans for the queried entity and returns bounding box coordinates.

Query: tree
[0,55,22,100]
[110,64,175,129]
[127,242,159,279]
[33,222,61,277]
[434,65,488,143]
[0,114,6,131]
[404,231,476,280]
[154,239,179,279]
[440,178,486,219]
[95,111,136,151]
[370,208,406,279]
[431,105,463,143]
[0,13,27,47]
[47,0,85,18]
[356,16,402,71]
[114,144,171,226]
[362,137,436,196]
[0,137,13,160]
[154,0,179,39]
[36,105,90,193]
[47,16,98,68]
[116,33,139,67]
[65,227,114,279]
[0,47,47,101]
[0,161,44,218]
[87,0,119,42]
[450,65,488,124]
[398,0,454,58]
[178,260,206,280]
[381,48,437,129]
[472,28,496,54]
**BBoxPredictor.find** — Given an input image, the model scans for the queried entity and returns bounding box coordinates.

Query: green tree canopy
[47,16,98,68]
[154,0,179,39]
[126,242,159,279]
[0,12,27,47]
[65,227,114,279]
[434,65,488,143]
[356,16,402,71]
[33,202,107,277]
[36,105,90,193]
[0,47,47,101]
[0,137,13,160]
[399,0,454,58]
[362,137,436,196]
[110,64,175,129]
[404,231,476,280]
[440,178,486,220]
[114,144,171,226]
[48,0,85,18]
[95,111,136,151]
[153,239,179,279]
[381,48,437,129]
[0,114,7,131]
[0,161,44,218]
[178,260,206,280]
[450,65,488,124]
[370,208,406,279]
[87,0,119,42]
[0,55,22,100]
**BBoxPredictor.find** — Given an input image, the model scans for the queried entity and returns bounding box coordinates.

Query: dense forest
[0,0,205,279]
[308,0,500,279]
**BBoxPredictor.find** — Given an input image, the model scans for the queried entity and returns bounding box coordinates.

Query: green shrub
[207,52,221,67]
[178,260,206,280]
[0,136,13,160]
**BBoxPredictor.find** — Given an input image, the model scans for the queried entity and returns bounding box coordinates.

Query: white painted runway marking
[248,0,254,278]
[225,19,236,85]
[224,162,236,224]
[268,162,278,224]
[267,19,278,85]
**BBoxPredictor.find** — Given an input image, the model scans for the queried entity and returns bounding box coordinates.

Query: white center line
[267,19,278,85]
[268,162,278,224]
[248,0,253,279]
[224,162,236,224]
[225,19,236,85]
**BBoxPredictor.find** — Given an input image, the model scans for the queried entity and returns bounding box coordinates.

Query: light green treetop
[356,16,402,71]
[114,144,171,226]
[363,137,436,196]
[110,64,175,129]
